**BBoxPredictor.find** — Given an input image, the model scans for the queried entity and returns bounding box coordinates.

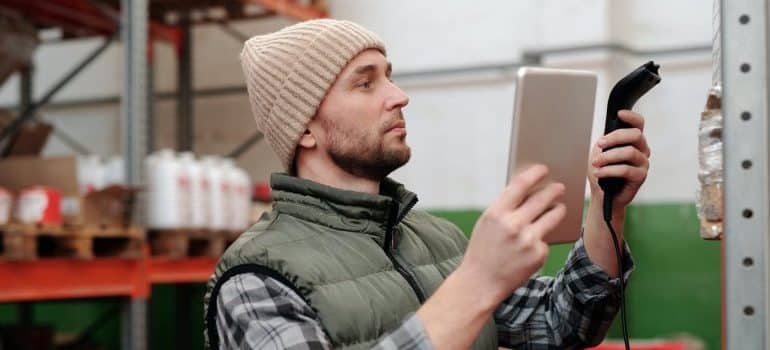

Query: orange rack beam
[148,257,216,284]
[0,247,218,302]
[0,258,149,302]
[589,341,692,350]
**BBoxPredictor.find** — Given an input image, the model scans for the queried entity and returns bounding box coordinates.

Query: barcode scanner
[599,61,661,350]
[600,61,661,219]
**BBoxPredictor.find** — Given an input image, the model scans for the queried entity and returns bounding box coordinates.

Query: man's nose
[385,81,409,110]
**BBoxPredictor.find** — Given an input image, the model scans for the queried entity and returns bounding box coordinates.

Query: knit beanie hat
[240,19,386,170]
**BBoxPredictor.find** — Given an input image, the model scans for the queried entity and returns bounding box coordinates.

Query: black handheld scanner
[599,61,661,219]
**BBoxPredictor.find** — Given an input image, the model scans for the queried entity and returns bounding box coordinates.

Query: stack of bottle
[144,149,252,231]
[76,155,126,194]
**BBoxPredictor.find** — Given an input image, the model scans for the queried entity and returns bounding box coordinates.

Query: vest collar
[269,173,419,246]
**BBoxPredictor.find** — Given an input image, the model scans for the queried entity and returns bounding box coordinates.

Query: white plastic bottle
[221,159,239,231]
[222,160,251,231]
[145,149,183,229]
[103,156,126,187]
[201,156,226,231]
[77,155,105,194]
[234,167,253,230]
[178,152,205,229]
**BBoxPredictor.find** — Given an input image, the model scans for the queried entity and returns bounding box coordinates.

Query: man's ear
[298,129,317,149]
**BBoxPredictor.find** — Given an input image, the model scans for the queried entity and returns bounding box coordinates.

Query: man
[205,19,649,350]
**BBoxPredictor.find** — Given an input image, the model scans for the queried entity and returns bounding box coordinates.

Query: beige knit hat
[240,19,386,170]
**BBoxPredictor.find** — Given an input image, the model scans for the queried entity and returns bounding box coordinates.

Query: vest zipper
[385,202,426,303]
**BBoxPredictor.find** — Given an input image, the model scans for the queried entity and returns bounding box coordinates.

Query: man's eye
[359,81,372,89]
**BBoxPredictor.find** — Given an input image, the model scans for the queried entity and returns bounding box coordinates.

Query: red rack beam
[589,341,692,350]
[242,0,327,21]
[149,257,217,284]
[0,0,181,47]
[0,258,149,302]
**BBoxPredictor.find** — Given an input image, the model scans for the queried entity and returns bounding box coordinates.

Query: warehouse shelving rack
[721,0,770,349]
[0,1,326,349]
[0,252,220,349]
[4,1,760,349]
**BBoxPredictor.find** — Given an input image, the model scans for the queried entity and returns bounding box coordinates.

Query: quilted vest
[204,173,497,349]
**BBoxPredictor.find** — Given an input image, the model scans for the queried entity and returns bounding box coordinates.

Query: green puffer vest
[204,173,498,349]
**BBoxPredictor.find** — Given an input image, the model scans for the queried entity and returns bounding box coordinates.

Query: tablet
[506,67,597,244]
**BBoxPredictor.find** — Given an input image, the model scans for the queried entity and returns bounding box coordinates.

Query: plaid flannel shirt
[214,236,634,349]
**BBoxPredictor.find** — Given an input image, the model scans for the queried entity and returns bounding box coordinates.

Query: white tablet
[507,67,597,244]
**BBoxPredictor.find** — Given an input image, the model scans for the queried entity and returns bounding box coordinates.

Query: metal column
[174,13,195,349]
[722,0,770,349]
[18,65,34,327]
[177,12,194,152]
[121,0,148,185]
[122,298,147,350]
[147,43,155,153]
[120,0,148,349]
[20,65,32,110]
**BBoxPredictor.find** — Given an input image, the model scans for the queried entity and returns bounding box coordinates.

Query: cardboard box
[0,108,55,158]
[81,185,138,227]
[0,156,136,227]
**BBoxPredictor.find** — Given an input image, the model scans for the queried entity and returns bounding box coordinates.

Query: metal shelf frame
[2,1,733,349]
[0,256,216,302]
[120,0,148,348]
[0,2,323,349]
[0,254,217,350]
[722,0,770,349]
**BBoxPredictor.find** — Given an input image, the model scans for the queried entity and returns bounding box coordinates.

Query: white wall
[0,0,713,208]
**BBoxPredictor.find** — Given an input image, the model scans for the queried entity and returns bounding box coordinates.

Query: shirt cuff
[562,234,635,300]
[373,313,434,350]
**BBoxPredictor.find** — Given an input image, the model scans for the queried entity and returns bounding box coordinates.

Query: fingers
[618,110,645,131]
[514,182,566,224]
[497,164,550,210]
[597,128,651,157]
[594,164,647,183]
[592,145,649,169]
[524,203,567,240]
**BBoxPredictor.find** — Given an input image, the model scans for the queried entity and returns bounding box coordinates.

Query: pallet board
[224,230,243,246]
[0,223,145,260]
[149,229,227,259]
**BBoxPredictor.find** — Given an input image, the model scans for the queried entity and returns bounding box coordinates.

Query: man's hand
[588,110,651,214]
[583,110,650,278]
[416,165,567,350]
[460,164,567,301]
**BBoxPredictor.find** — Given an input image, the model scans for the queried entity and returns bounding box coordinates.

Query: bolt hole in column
[743,209,754,218]
[740,14,750,24]
[743,257,754,267]
[742,160,753,169]
[741,111,752,121]
[744,306,755,316]
[741,63,751,73]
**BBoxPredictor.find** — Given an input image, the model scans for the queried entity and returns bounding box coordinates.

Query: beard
[320,116,411,181]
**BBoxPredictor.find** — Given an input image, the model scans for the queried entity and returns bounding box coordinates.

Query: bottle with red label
[15,186,62,225]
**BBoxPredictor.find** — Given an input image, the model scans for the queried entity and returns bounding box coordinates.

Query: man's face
[309,49,411,180]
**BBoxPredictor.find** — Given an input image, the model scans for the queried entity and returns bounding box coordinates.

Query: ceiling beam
[241,0,327,21]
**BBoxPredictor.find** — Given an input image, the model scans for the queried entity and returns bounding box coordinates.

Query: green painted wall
[1,203,720,350]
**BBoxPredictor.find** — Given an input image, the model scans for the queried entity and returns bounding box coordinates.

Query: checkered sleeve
[215,273,433,350]
[494,236,635,349]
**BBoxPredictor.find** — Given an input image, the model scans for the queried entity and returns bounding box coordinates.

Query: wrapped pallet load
[697,0,723,240]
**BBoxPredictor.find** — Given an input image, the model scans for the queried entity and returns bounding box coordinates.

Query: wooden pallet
[149,229,226,259]
[224,230,244,247]
[0,223,145,260]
